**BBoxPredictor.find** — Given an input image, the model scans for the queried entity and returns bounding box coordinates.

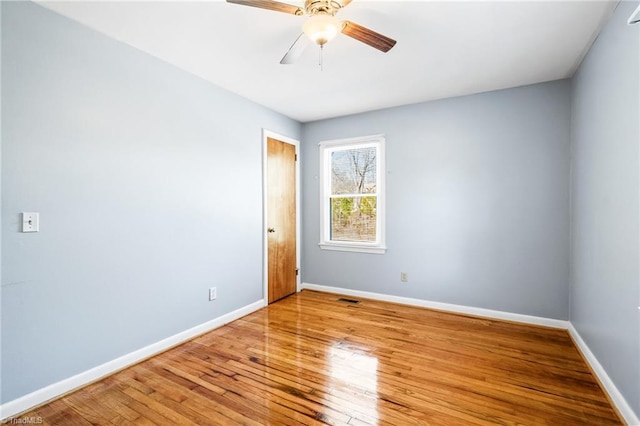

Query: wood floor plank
[34,399,93,426]
[19,290,622,425]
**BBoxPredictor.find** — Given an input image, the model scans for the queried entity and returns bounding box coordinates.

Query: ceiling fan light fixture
[303,13,341,45]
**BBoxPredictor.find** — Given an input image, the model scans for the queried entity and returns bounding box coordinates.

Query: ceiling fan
[227,0,397,65]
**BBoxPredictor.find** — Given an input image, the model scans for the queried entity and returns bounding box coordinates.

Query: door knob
[268,227,276,233]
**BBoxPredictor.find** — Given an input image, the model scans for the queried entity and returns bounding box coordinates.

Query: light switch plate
[22,212,39,232]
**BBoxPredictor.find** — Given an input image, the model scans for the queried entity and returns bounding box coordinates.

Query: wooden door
[267,137,297,303]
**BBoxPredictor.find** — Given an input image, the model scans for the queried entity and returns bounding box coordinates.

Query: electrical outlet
[209,287,217,301]
[400,272,408,282]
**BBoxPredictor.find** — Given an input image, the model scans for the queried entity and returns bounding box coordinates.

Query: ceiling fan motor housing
[305,0,345,16]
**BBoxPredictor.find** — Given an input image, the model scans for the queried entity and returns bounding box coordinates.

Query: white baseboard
[302,282,640,424]
[567,323,640,425]
[301,282,569,329]
[0,299,265,421]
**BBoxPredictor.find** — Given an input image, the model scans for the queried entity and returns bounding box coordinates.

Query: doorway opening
[262,130,301,304]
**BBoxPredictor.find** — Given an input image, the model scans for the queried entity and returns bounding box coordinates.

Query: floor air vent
[337,297,360,304]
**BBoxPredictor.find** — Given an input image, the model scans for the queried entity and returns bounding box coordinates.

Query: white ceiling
[38,0,617,122]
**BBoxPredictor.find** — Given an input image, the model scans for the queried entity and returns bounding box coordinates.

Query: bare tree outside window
[330,146,378,242]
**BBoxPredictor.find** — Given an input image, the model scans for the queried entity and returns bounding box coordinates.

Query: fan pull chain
[319,44,324,71]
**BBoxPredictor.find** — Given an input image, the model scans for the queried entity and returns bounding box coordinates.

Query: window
[319,135,386,254]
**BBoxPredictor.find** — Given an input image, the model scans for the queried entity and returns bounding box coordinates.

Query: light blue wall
[0,2,300,403]
[301,80,571,320]
[570,1,640,417]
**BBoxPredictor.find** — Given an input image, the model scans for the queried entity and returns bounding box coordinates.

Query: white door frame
[262,129,301,306]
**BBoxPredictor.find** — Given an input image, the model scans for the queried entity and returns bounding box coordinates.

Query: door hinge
[295,154,298,162]
[296,268,300,276]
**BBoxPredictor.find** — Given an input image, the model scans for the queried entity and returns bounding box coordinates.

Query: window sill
[318,243,387,255]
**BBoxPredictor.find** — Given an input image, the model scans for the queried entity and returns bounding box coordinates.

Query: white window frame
[318,134,386,254]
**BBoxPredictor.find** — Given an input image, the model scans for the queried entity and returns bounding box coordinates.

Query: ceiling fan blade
[226,0,304,16]
[341,20,396,53]
[280,33,312,64]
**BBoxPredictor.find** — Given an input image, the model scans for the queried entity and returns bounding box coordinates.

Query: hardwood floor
[19,290,621,425]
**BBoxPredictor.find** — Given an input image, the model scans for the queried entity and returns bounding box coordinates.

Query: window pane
[331,147,377,195]
[330,196,377,242]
